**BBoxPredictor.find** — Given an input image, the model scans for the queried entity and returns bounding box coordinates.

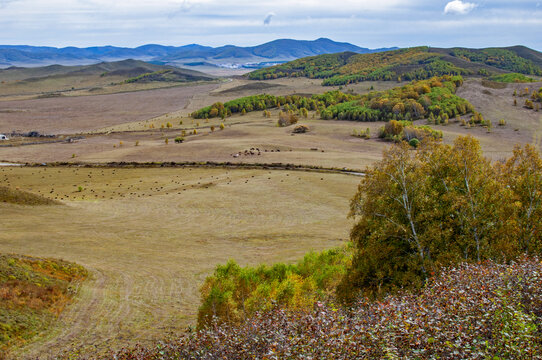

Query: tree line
[192,76,474,126]
[321,75,473,121]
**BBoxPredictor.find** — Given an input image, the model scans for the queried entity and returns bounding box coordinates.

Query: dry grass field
[1,77,540,168]
[0,83,219,134]
[0,166,359,358]
[0,77,409,169]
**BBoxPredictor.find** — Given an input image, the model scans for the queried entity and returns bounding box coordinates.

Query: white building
[0,134,8,140]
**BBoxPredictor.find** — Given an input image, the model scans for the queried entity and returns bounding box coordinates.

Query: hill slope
[0,186,60,205]
[104,258,542,359]
[248,46,542,85]
[0,254,87,357]
[0,59,216,98]
[0,59,213,83]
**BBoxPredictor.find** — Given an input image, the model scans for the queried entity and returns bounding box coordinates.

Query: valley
[1,43,542,358]
[0,166,357,358]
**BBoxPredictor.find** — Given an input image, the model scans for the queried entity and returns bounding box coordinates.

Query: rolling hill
[248,46,542,85]
[0,59,214,83]
[0,59,216,98]
[0,38,397,70]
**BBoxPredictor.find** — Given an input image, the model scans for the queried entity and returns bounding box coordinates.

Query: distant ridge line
[0,38,398,69]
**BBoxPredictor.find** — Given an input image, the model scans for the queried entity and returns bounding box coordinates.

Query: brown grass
[0,83,219,134]
[2,77,540,170]
[0,166,359,358]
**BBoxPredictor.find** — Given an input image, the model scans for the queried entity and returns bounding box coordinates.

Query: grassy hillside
[123,68,211,83]
[0,166,358,357]
[0,59,215,99]
[99,139,542,359]
[489,72,536,83]
[249,46,542,85]
[0,186,60,206]
[0,255,87,356]
[446,47,542,75]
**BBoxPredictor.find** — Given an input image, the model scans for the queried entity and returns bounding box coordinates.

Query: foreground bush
[197,247,351,328]
[102,258,542,359]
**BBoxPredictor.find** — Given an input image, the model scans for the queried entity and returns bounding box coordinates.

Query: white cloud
[0,0,17,7]
[444,0,477,15]
[0,0,541,50]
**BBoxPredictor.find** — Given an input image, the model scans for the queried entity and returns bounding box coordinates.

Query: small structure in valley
[0,134,8,140]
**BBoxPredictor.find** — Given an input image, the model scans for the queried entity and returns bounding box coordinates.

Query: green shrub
[197,246,352,328]
[409,138,420,148]
[490,73,536,83]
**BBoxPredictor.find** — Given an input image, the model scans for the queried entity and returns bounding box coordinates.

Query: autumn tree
[339,142,431,301]
[498,144,542,254]
[340,136,534,302]
[427,137,507,262]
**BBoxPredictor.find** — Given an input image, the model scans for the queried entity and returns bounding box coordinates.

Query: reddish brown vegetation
[0,255,87,356]
[92,258,542,359]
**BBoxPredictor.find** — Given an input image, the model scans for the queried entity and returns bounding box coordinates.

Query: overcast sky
[0,0,541,50]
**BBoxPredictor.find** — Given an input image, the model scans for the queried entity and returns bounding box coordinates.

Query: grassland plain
[3,78,541,169]
[0,82,219,134]
[0,71,541,358]
[0,166,359,358]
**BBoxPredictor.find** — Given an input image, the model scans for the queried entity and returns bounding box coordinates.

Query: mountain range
[0,38,397,69]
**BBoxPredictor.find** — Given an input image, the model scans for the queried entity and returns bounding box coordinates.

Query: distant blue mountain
[0,38,398,68]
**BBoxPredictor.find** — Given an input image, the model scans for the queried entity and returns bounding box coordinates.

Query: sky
[0,0,541,50]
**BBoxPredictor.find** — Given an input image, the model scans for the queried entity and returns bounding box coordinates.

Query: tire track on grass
[17,268,108,359]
